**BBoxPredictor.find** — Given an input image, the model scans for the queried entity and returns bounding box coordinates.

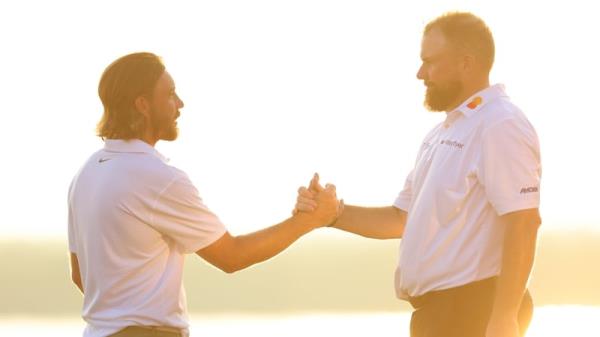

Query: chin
[160,129,179,141]
[424,98,449,112]
[424,92,458,112]
[164,134,179,141]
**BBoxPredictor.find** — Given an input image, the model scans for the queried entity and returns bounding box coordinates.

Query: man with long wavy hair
[68,52,341,337]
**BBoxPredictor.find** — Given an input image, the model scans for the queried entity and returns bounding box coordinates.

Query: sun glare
[0,1,599,336]
[527,306,600,337]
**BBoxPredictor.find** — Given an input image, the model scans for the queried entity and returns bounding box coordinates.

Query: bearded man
[295,12,541,337]
[68,52,340,337]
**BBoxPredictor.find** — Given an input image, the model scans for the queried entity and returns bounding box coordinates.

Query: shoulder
[477,98,541,161]
[480,97,537,139]
[69,148,111,191]
[482,96,523,123]
[115,153,193,194]
[147,159,191,187]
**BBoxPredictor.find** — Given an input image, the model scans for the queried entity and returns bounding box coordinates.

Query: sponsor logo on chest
[440,139,465,150]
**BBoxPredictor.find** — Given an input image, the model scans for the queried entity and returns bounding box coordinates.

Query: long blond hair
[96,52,165,140]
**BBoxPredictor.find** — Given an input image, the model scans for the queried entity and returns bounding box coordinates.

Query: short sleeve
[393,169,414,211]
[150,173,227,253]
[479,118,541,215]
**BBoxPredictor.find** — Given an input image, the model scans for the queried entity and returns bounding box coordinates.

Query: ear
[461,54,476,73]
[134,95,151,118]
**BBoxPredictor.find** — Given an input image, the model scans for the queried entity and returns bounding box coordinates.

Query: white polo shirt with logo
[68,139,227,337]
[393,84,541,299]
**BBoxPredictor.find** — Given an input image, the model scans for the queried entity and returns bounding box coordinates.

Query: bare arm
[197,214,316,273]
[332,205,406,239]
[196,185,340,273]
[295,174,406,239]
[69,252,84,294]
[486,208,541,337]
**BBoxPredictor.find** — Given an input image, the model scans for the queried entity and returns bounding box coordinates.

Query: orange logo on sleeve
[467,96,482,109]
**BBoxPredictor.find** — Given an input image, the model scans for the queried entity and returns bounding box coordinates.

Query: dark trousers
[408,278,533,337]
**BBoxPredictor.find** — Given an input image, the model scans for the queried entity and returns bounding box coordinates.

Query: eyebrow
[421,52,441,62]
[421,55,433,62]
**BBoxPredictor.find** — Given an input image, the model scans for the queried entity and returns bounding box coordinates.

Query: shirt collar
[451,83,509,118]
[103,139,169,163]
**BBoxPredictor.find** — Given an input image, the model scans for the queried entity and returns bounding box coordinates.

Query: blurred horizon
[2,229,599,317]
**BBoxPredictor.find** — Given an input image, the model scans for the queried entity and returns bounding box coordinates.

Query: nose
[176,94,184,109]
[416,63,425,81]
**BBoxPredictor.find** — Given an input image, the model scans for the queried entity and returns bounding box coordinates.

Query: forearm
[200,184,339,273]
[198,214,319,273]
[230,215,316,271]
[491,211,540,318]
[333,205,405,239]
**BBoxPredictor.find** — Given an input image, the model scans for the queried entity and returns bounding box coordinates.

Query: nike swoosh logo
[98,158,112,163]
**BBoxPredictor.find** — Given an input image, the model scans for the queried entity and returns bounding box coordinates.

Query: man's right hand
[293,173,342,228]
[294,173,322,213]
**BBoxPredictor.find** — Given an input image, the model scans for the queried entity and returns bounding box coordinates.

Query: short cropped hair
[425,12,495,73]
[96,52,165,139]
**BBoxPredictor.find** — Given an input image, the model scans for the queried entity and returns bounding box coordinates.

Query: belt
[408,277,497,309]
[116,325,185,337]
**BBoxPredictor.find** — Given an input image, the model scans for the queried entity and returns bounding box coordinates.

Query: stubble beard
[424,80,463,112]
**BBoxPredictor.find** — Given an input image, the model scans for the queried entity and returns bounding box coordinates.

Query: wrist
[290,212,321,232]
[327,199,345,227]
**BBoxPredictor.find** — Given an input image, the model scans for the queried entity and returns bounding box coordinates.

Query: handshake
[292,173,345,230]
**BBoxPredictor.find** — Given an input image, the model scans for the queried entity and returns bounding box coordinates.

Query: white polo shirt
[68,139,227,337]
[393,84,541,299]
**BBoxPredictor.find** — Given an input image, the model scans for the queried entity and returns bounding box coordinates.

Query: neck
[140,129,158,147]
[446,77,490,112]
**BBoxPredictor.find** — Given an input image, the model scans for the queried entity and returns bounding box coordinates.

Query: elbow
[214,236,250,273]
[204,254,246,274]
[196,252,245,274]
[218,262,238,274]
[219,260,247,274]
[195,233,252,274]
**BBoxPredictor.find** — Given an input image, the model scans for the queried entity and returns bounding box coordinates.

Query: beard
[150,107,179,141]
[423,80,463,112]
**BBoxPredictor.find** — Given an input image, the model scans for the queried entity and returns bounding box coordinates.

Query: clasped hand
[292,173,343,228]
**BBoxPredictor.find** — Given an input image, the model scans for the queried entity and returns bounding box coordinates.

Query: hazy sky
[1,0,598,237]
